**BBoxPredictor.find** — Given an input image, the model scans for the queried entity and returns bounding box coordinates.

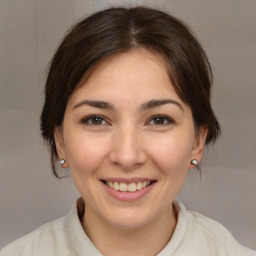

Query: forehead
[70,49,179,102]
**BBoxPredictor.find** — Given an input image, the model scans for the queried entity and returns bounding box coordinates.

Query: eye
[81,115,108,126]
[148,115,174,125]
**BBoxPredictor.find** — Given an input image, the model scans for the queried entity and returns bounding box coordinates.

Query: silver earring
[191,159,198,166]
[59,158,66,166]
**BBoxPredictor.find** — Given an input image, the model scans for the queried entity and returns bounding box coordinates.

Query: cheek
[65,133,110,175]
[147,133,194,173]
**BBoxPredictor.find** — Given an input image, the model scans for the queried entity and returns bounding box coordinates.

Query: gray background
[0,0,255,249]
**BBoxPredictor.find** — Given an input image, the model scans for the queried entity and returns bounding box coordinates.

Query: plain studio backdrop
[0,0,255,250]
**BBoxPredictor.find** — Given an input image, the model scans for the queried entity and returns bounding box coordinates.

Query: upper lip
[101,177,156,184]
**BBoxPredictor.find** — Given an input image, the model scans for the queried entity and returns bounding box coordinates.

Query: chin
[105,208,154,230]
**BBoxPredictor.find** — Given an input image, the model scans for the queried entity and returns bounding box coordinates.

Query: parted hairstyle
[40,6,221,178]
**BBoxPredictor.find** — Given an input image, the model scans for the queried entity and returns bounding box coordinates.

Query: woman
[1,6,255,256]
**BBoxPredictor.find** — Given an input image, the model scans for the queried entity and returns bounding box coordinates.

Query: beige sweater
[1,199,255,256]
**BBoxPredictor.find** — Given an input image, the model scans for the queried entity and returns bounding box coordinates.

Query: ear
[54,126,69,168]
[188,125,208,169]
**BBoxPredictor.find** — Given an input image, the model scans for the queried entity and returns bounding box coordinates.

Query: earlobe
[59,158,69,168]
[54,127,69,168]
[189,126,208,169]
[54,126,68,164]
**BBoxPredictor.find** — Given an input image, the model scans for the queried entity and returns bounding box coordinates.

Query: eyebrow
[73,99,183,111]
[73,100,115,110]
[140,99,184,112]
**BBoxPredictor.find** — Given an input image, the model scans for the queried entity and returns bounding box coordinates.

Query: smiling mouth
[101,180,156,192]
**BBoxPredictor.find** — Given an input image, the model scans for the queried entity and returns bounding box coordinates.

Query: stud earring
[59,158,66,167]
[191,159,198,166]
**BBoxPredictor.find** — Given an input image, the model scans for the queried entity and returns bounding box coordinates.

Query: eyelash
[81,115,108,126]
[81,114,174,127]
[147,115,174,126]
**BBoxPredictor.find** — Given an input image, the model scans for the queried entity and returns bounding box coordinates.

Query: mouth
[101,180,157,193]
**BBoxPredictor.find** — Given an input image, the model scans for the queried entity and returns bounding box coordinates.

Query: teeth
[120,183,127,191]
[106,181,152,192]
[137,182,142,190]
[114,182,120,191]
[109,181,114,188]
[128,183,137,192]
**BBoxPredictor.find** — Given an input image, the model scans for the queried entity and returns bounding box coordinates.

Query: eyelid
[80,114,174,127]
[147,114,175,125]
[81,114,110,126]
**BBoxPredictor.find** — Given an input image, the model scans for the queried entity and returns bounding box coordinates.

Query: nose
[108,124,147,171]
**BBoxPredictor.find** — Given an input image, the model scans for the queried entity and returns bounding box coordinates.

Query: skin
[55,48,208,256]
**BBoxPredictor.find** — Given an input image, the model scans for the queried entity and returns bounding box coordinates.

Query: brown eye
[82,115,107,125]
[148,115,173,125]
[91,117,104,125]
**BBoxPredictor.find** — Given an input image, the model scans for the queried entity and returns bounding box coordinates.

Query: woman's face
[55,49,207,229]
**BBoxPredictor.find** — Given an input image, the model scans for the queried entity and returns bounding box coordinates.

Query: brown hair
[40,6,221,177]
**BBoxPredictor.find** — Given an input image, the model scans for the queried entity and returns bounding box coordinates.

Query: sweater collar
[65,198,102,256]
[65,197,187,256]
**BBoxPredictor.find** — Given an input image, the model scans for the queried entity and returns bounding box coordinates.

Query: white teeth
[137,182,142,190]
[106,180,152,192]
[119,183,128,191]
[128,183,137,192]
[114,182,120,191]
[107,181,114,189]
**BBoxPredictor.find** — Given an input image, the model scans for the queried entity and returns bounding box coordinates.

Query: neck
[81,204,177,256]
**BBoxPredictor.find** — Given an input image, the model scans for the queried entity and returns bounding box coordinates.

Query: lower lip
[103,182,156,202]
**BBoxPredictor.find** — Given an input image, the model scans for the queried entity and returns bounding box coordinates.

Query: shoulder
[180,203,256,256]
[1,216,70,256]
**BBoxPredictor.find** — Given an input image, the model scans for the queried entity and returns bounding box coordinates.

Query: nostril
[108,153,147,171]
